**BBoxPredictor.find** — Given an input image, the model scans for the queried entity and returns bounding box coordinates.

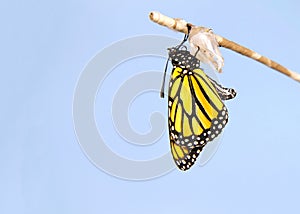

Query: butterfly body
[167,47,233,170]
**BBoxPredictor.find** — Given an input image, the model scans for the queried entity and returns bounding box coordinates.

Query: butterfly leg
[194,46,201,58]
[176,25,191,48]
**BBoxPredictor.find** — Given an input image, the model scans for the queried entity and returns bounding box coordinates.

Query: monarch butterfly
[160,31,236,171]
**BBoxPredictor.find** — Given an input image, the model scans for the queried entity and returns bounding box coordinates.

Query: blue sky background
[1,0,300,213]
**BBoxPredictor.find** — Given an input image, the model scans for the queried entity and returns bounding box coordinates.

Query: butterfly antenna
[160,57,170,98]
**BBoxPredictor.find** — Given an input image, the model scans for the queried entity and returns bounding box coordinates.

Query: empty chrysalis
[189,27,224,73]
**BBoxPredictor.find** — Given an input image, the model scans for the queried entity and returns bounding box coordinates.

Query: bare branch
[149,11,300,83]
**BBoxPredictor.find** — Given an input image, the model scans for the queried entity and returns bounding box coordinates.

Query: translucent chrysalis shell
[189,27,224,73]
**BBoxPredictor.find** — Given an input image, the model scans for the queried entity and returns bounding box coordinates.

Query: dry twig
[149,11,300,83]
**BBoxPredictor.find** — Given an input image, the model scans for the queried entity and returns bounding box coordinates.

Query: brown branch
[149,11,300,83]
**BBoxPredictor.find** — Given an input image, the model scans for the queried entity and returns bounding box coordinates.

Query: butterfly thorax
[168,47,200,71]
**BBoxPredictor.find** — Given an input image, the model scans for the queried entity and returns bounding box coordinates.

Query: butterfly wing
[168,50,229,171]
